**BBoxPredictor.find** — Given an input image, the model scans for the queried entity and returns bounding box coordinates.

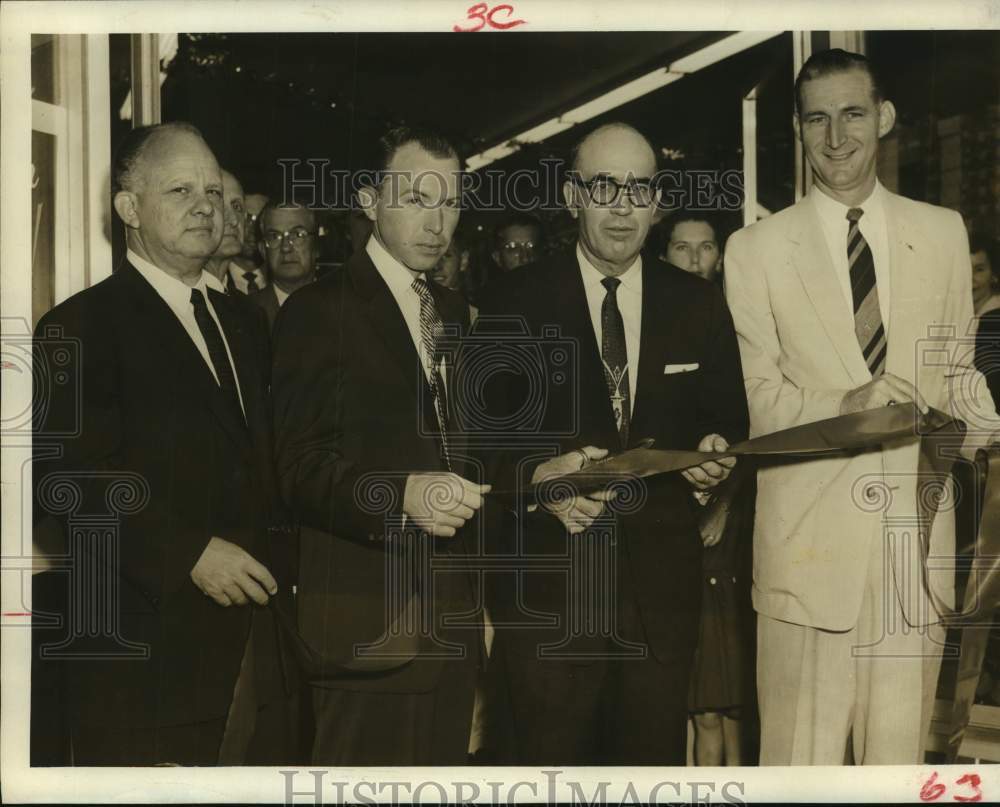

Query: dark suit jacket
[977,309,1000,411]
[271,249,480,693]
[475,251,749,664]
[249,284,281,334]
[32,262,292,732]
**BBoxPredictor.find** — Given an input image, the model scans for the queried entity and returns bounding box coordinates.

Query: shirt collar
[810,178,885,223]
[127,249,215,315]
[366,232,422,297]
[576,243,642,293]
[273,284,290,306]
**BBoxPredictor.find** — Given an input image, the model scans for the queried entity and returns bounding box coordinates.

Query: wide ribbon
[509,402,1000,761]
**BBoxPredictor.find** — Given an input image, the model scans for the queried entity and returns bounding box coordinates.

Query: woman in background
[662,210,753,766]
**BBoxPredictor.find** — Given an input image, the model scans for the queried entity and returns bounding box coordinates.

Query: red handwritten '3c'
[453,3,526,32]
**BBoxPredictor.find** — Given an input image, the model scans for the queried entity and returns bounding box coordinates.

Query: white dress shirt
[577,244,642,415]
[811,179,891,331]
[273,284,290,307]
[128,249,246,416]
[227,259,267,294]
[367,235,446,384]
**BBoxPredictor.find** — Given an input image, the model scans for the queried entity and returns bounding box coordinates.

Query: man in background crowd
[725,48,998,765]
[249,201,320,332]
[204,169,249,295]
[229,191,270,294]
[492,212,544,271]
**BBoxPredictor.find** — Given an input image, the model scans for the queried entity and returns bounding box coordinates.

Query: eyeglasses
[501,240,537,253]
[263,227,316,248]
[571,175,657,207]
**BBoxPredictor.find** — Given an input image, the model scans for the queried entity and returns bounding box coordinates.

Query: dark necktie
[411,277,451,469]
[190,288,245,423]
[243,271,259,295]
[847,208,886,377]
[600,276,631,447]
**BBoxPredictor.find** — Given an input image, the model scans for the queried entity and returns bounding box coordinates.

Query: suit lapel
[348,251,443,456]
[211,289,259,442]
[883,191,923,379]
[629,259,672,445]
[789,200,870,385]
[119,263,252,456]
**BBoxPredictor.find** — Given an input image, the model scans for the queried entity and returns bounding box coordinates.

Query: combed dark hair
[372,125,459,182]
[111,121,206,195]
[970,232,999,278]
[652,209,725,258]
[494,212,545,250]
[794,49,885,115]
[258,199,317,231]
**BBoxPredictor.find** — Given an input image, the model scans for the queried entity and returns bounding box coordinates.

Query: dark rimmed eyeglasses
[263,227,316,248]
[571,175,657,207]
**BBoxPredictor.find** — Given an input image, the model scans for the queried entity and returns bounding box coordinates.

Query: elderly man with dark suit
[725,49,998,765]
[271,126,490,765]
[477,122,748,765]
[248,201,319,333]
[32,121,293,766]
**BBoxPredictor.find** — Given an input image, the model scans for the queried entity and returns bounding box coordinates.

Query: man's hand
[403,473,491,537]
[191,536,278,607]
[682,434,735,491]
[531,445,616,535]
[839,372,929,415]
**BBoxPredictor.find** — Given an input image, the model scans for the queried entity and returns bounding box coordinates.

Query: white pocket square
[663,363,699,374]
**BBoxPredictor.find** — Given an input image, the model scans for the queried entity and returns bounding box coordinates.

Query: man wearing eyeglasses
[492,212,544,272]
[249,201,320,333]
[476,122,749,764]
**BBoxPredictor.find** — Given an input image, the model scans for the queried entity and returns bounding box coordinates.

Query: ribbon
[505,402,1000,759]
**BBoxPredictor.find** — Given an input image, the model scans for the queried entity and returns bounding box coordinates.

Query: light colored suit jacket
[726,187,996,631]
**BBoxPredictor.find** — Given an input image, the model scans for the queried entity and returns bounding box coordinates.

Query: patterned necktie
[600,276,631,448]
[243,271,259,295]
[847,208,886,377]
[411,277,451,469]
[190,288,245,423]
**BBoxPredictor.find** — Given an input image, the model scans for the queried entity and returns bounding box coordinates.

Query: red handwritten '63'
[453,3,526,32]
[919,771,983,803]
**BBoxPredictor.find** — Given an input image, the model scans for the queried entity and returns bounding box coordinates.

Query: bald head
[571,123,657,178]
[564,123,660,277]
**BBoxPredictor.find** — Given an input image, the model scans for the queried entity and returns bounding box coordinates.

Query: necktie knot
[847,207,864,223]
[601,276,622,295]
[190,287,207,307]
[412,276,433,302]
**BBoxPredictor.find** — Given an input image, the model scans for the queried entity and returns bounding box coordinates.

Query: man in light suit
[249,201,319,333]
[271,126,490,765]
[33,122,294,765]
[725,49,997,765]
[478,123,748,764]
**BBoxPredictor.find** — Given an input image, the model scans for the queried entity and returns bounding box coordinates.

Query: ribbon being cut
[518,402,1000,762]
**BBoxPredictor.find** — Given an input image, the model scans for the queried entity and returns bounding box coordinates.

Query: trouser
[756,536,945,765]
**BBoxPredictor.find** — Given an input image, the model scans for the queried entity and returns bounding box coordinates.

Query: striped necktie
[847,207,886,377]
[411,277,451,469]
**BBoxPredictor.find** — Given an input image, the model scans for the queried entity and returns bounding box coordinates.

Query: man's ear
[877,99,896,139]
[562,180,579,220]
[491,249,501,265]
[792,114,802,143]
[358,186,379,223]
[459,250,470,274]
[113,191,141,229]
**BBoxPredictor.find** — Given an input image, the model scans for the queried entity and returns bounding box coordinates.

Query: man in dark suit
[476,122,748,764]
[271,126,490,765]
[32,121,293,765]
[249,201,319,333]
